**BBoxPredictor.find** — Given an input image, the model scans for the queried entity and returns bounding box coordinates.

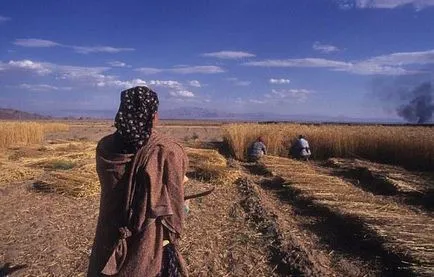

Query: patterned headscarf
[114,86,159,152]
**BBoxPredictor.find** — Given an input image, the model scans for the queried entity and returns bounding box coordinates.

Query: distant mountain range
[0,108,52,120]
[1,106,403,124]
[160,107,402,123]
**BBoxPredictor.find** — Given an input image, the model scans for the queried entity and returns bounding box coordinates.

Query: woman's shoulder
[153,131,185,154]
[147,132,188,166]
[96,134,115,153]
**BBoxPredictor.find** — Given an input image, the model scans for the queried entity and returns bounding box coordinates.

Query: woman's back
[87,86,189,277]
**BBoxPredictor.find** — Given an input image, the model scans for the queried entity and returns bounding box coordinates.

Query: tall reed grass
[0,121,69,148]
[223,123,434,171]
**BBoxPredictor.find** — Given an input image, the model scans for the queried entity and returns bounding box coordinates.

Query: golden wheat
[186,147,240,185]
[42,122,70,133]
[0,121,69,148]
[223,123,434,170]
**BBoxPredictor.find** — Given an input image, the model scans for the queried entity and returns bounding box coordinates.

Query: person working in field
[291,135,311,161]
[247,136,267,162]
[87,86,189,277]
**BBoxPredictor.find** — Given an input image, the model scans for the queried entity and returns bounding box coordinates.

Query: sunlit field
[0,121,69,148]
[223,123,434,170]
[1,120,433,276]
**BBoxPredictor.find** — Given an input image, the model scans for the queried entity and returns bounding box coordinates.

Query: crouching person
[292,135,311,161]
[247,136,267,162]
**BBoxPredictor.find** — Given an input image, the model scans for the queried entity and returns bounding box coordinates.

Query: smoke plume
[396,82,434,124]
[372,69,434,124]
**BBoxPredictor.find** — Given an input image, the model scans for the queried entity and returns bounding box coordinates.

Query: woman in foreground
[87,86,189,277]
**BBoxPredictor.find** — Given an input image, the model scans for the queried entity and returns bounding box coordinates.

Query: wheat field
[0,121,70,148]
[223,123,434,170]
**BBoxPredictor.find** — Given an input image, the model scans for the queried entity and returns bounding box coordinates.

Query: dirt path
[180,178,275,276]
[236,176,344,277]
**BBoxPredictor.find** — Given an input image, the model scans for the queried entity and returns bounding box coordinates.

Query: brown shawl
[87,131,188,277]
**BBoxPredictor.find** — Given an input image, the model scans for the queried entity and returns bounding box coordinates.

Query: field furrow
[260,155,434,276]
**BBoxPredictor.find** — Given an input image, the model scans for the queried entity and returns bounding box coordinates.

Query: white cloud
[245,48,434,75]
[170,66,224,74]
[135,67,163,74]
[269,78,291,84]
[13,38,135,54]
[96,79,183,89]
[201,50,256,59]
[0,16,10,23]
[136,65,224,75]
[313,42,340,54]
[108,61,130,68]
[226,77,239,81]
[2,59,114,87]
[249,99,266,104]
[189,80,202,87]
[245,58,351,68]
[72,46,135,54]
[169,90,195,98]
[148,80,182,89]
[96,78,147,89]
[335,62,410,75]
[243,88,312,105]
[7,60,52,75]
[337,0,434,9]
[362,49,434,65]
[14,39,60,47]
[55,65,111,80]
[2,59,198,100]
[271,89,312,102]
[18,83,72,91]
[234,98,244,104]
[95,78,192,100]
[226,77,252,86]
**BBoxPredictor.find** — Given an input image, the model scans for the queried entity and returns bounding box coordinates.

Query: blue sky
[1,0,434,120]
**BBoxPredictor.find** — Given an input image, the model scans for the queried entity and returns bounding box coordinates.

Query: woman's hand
[183,176,190,214]
[184,199,190,214]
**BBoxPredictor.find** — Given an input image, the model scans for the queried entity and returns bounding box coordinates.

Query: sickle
[184,186,215,200]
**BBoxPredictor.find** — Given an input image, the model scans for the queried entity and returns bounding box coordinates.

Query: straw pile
[327,157,432,195]
[0,140,99,197]
[0,163,43,186]
[29,141,99,197]
[2,142,238,197]
[261,155,434,276]
[185,147,240,186]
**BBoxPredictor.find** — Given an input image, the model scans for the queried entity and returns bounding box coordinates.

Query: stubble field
[0,120,433,277]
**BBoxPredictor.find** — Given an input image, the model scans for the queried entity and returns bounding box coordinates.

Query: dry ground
[1,121,433,277]
[45,120,223,143]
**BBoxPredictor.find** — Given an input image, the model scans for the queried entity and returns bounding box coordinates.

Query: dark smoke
[371,69,434,124]
[396,82,434,124]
